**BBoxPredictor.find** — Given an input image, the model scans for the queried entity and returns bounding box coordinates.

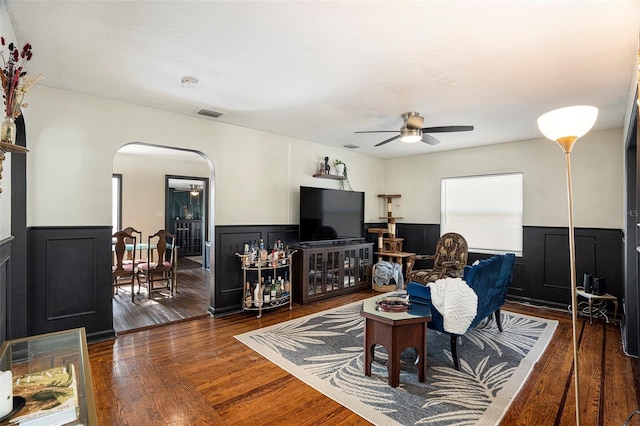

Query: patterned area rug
[235,295,557,425]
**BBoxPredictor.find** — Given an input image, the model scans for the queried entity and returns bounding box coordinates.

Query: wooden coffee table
[360,295,432,387]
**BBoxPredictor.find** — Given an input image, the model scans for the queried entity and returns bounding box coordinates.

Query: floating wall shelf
[313,173,346,180]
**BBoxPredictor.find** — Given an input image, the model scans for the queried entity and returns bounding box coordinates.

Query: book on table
[9,364,79,426]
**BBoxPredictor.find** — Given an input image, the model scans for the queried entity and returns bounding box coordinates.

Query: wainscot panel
[211,224,623,318]
[396,224,623,317]
[28,227,115,342]
[211,225,298,315]
[521,226,623,311]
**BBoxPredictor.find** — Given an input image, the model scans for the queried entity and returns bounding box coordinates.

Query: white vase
[335,163,345,176]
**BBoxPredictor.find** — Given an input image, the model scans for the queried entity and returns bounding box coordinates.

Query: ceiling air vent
[343,144,360,149]
[197,109,224,118]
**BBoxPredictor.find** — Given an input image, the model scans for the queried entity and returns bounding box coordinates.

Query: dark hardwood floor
[112,257,211,333]
[94,280,640,426]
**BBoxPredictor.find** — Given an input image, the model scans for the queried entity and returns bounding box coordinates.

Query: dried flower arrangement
[0,37,42,119]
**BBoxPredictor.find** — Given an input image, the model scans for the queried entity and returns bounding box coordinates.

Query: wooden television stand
[293,241,373,304]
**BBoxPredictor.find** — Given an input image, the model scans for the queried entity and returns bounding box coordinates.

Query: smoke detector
[181,76,198,88]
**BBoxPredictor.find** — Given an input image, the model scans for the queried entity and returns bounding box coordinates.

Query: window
[441,173,523,255]
[112,174,122,234]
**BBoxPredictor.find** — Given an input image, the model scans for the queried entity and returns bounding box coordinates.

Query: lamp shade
[537,105,598,142]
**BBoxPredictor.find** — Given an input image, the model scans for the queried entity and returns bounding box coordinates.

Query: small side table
[575,290,619,324]
[361,296,431,387]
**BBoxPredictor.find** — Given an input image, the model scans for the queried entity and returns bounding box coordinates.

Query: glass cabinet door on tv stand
[237,253,295,319]
[293,242,373,304]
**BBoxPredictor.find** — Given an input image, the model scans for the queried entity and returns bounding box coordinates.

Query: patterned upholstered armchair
[405,233,469,285]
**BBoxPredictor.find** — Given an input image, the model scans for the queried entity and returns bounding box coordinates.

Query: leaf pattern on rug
[250,320,343,356]
[464,313,550,358]
[237,301,557,426]
[304,349,398,412]
[318,302,365,335]
[417,356,516,425]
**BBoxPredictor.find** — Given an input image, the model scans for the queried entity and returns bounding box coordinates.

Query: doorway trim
[165,175,210,242]
[114,142,216,329]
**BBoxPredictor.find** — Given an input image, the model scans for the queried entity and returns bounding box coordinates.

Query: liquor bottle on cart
[244,282,252,307]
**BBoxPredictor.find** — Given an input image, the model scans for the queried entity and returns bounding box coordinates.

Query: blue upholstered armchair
[407,253,516,370]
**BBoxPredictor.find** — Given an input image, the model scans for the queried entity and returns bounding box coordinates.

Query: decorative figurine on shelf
[324,156,331,174]
[182,205,194,219]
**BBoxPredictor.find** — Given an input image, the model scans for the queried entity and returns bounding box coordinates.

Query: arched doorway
[112,143,214,333]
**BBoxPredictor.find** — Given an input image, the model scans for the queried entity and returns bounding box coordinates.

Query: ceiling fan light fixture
[190,184,202,197]
[400,129,422,143]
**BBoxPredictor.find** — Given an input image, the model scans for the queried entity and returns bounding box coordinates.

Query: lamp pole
[559,136,581,426]
[537,105,598,426]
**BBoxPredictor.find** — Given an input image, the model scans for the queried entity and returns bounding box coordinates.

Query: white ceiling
[6,1,640,159]
[168,177,205,191]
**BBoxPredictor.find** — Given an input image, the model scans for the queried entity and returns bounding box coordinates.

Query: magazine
[9,364,78,426]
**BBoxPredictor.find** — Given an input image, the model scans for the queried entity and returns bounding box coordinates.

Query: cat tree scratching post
[369,194,414,292]
[379,194,403,252]
[368,194,404,259]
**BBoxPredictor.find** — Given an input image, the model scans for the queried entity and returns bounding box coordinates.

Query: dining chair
[121,226,143,266]
[112,229,137,302]
[136,229,176,299]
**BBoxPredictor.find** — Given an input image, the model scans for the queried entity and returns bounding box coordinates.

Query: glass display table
[0,328,97,425]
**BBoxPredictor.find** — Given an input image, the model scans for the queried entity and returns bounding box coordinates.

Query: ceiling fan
[355,112,474,147]
[188,185,203,197]
[172,184,203,196]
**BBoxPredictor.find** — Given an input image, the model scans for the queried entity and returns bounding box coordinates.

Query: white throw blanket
[428,277,478,335]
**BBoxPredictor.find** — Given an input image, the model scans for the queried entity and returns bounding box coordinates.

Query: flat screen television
[299,186,365,244]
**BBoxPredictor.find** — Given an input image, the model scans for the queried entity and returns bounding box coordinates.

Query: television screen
[299,186,365,244]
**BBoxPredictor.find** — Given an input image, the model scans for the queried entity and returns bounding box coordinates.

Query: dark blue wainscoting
[17,223,620,344]
[395,223,623,311]
[211,224,298,315]
[27,226,115,342]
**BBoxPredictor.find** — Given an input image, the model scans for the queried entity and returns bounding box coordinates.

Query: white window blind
[441,173,523,255]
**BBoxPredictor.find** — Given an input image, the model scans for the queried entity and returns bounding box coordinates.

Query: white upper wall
[23,86,386,227]
[384,128,624,229]
[21,84,625,232]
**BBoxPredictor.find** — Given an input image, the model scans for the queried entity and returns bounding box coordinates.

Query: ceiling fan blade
[421,125,474,133]
[421,134,441,145]
[354,130,399,133]
[374,135,401,147]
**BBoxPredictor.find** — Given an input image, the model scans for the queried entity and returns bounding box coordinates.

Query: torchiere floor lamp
[537,105,598,426]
